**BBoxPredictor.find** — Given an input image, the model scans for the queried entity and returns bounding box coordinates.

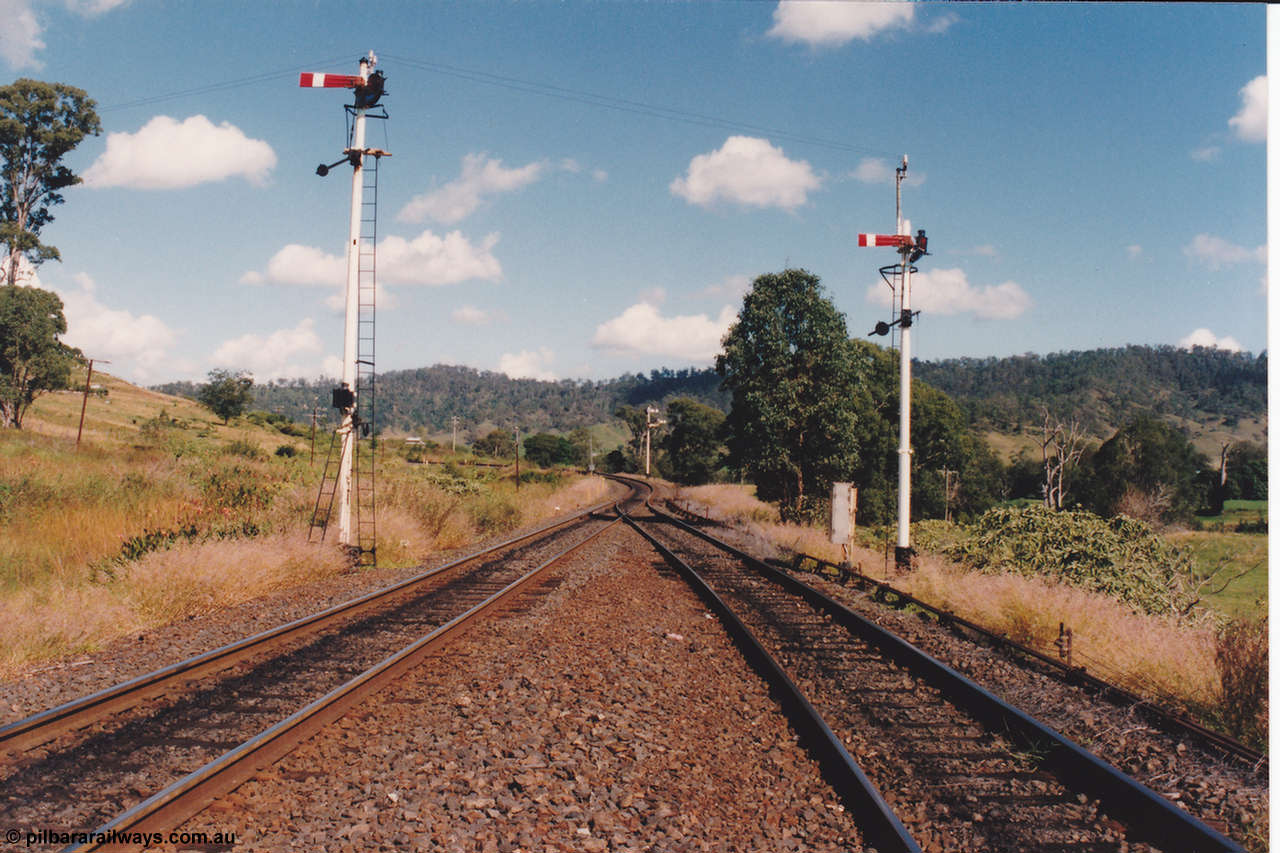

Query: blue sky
[1,1,1268,385]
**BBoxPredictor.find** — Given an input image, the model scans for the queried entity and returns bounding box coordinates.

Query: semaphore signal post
[301,52,390,567]
[860,155,929,571]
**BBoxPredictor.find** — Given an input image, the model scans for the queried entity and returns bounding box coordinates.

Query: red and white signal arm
[858,233,910,248]
[299,73,363,89]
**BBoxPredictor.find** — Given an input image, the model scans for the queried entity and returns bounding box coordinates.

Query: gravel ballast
[179,523,866,852]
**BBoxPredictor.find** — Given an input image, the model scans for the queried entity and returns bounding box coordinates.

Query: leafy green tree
[613,405,651,470]
[603,448,631,474]
[523,432,576,467]
[1078,415,1208,524]
[472,428,515,458]
[845,340,1003,525]
[1,79,101,286]
[717,269,865,519]
[0,285,80,427]
[566,427,593,467]
[661,397,725,485]
[1222,441,1267,502]
[197,369,254,425]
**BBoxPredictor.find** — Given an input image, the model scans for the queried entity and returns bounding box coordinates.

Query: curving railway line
[0,474,1261,851]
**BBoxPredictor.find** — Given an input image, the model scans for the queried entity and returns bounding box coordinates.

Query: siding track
[620,488,1244,853]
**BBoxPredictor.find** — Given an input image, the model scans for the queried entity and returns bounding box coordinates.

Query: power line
[383,53,900,158]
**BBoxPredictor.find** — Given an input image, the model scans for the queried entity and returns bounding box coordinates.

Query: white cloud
[246,243,344,286]
[0,0,130,69]
[53,273,178,383]
[866,267,1030,320]
[850,157,895,184]
[398,154,545,224]
[0,0,44,68]
[1229,75,1267,143]
[245,230,502,288]
[451,305,492,326]
[1178,328,1242,353]
[322,281,396,313]
[1184,233,1267,269]
[591,303,736,362]
[498,348,556,381]
[66,0,131,14]
[211,318,326,381]
[848,157,925,187]
[670,136,820,210]
[699,274,752,300]
[1191,145,1221,162]
[379,231,502,285]
[767,1,915,47]
[84,115,276,189]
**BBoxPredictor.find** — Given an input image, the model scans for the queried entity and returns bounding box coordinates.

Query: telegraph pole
[451,415,459,452]
[75,358,109,449]
[861,154,929,570]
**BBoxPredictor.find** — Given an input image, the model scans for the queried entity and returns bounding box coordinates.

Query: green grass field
[1177,500,1267,619]
[1171,529,1268,619]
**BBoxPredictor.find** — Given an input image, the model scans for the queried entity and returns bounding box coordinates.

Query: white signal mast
[301,52,389,562]
[859,154,929,570]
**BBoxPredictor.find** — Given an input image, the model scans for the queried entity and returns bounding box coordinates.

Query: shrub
[467,492,522,534]
[948,505,1196,615]
[222,439,263,459]
[274,444,298,458]
[1215,616,1268,749]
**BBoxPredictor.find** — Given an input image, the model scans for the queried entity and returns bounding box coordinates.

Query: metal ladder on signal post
[351,152,380,566]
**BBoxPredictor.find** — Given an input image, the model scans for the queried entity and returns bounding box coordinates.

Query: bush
[467,492,522,534]
[274,444,298,458]
[222,439,263,459]
[1215,617,1268,749]
[948,505,1196,615]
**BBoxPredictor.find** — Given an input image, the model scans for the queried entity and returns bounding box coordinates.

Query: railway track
[620,489,1245,853]
[0,486,637,851]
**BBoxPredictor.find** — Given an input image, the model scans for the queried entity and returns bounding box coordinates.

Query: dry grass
[677,484,1222,716]
[122,532,350,625]
[1,375,621,676]
[899,554,1218,709]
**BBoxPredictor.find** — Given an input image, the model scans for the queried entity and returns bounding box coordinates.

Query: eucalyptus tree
[1,79,101,286]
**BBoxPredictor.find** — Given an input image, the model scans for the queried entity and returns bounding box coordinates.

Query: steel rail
[71,512,625,852]
[646,500,1246,853]
[787,549,1267,771]
[619,506,921,853]
[1,491,623,757]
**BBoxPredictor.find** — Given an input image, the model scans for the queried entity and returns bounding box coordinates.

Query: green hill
[154,345,1266,455]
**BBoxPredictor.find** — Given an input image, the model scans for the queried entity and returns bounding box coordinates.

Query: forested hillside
[154,345,1265,444]
[914,346,1266,438]
[154,365,728,435]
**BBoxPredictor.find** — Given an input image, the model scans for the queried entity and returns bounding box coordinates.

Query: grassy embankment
[0,370,612,677]
[675,483,1267,748]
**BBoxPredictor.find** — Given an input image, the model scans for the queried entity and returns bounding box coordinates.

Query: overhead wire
[98,56,354,112]
[381,52,896,157]
[96,50,897,159]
